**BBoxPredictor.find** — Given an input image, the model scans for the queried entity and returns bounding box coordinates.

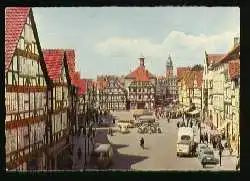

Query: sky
[33,7,240,79]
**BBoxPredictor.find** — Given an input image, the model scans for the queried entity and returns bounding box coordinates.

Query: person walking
[140,137,144,149]
[218,142,224,166]
[200,133,204,143]
[205,132,208,144]
[190,121,193,128]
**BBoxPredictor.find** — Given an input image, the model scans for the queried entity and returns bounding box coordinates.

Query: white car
[120,126,130,134]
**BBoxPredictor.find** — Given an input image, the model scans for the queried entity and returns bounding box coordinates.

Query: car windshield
[181,135,191,141]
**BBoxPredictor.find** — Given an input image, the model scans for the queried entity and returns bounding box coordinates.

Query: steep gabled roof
[212,44,240,68]
[72,71,80,88]
[177,67,191,81]
[78,79,87,95]
[5,7,30,71]
[229,59,240,79]
[195,71,203,88]
[65,49,76,82]
[43,49,65,81]
[125,65,156,81]
[205,53,225,65]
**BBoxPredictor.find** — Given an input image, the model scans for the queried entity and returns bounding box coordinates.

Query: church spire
[166,53,173,67]
[139,53,145,67]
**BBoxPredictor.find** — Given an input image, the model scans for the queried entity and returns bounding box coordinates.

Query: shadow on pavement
[92,129,149,170]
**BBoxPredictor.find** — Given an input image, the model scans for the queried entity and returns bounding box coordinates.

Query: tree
[192,64,204,71]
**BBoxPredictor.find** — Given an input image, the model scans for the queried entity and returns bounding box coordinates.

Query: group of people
[155,107,183,120]
[177,115,200,129]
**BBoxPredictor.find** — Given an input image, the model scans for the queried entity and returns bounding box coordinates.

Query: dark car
[200,148,219,168]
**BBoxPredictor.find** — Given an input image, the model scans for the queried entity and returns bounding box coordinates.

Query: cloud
[94,28,239,75]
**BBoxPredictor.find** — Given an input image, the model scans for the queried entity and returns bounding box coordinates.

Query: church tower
[166,54,173,78]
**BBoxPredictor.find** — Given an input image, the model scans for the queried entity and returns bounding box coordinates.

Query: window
[181,135,191,141]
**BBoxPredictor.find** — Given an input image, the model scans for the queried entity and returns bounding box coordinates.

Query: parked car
[120,126,130,134]
[197,143,208,157]
[200,148,219,168]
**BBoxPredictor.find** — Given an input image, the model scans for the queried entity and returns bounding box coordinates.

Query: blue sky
[33,7,240,79]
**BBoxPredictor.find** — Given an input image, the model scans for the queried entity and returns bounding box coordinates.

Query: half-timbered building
[124,56,156,110]
[5,7,51,170]
[43,49,73,170]
[97,78,127,111]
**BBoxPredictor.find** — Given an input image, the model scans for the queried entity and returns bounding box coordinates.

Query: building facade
[165,55,178,103]
[177,67,191,108]
[124,56,156,110]
[202,53,225,125]
[155,76,168,106]
[206,38,240,151]
[97,77,127,111]
[177,67,203,113]
[5,7,49,170]
[43,49,75,170]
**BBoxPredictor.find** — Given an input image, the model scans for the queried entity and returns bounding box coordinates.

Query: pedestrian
[219,143,223,166]
[190,121,193,128]
[110,128,113,136]
[205,132,208,144]
[140,137,144,149]
[200,134,204,143]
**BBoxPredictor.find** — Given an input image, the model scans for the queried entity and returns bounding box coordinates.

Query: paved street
[90,111,237,171]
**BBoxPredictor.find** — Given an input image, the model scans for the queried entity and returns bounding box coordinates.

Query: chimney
[234,37,240,47]
[139,57,145,67]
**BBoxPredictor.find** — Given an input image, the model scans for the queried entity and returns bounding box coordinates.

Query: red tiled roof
[78,79,87,95]
[212,44,240,67]
[183,70,203,89]
[206,54,225,65]
[177,67,191,81]
[125,65,155,81]
[73,71,80,87]
[43,49,65,81]
[96,79,108,90]
[195,71,203,88]
[229,59,240,79]
[184,71,195,89]
[5,7,30,71]
[65,49,76,82]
